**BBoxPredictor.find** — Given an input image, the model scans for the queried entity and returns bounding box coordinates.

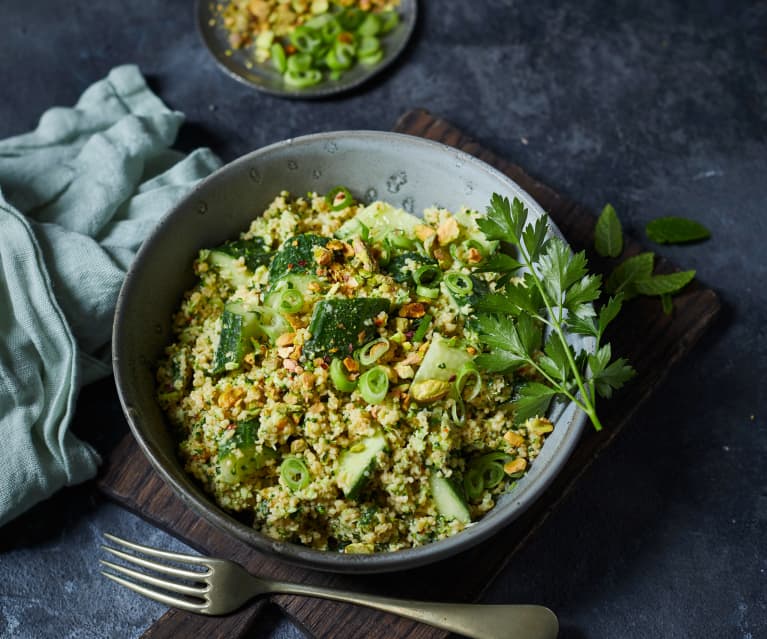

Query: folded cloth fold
[0,65,222,526]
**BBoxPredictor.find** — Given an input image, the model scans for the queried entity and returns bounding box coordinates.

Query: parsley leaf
[511,383,560,425]
[594,203,624,258]
[477,194,527,245]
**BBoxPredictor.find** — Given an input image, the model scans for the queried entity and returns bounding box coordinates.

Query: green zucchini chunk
[303,297,389,359]
[268,233,329,282]
[383,252,438,284]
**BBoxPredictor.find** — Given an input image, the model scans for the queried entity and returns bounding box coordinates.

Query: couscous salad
[156,189,555,552]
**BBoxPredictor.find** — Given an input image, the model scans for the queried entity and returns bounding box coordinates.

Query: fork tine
[104,533,210,566]
[100,559,208,598]
[101,571,208,614]
[101,545,206,581]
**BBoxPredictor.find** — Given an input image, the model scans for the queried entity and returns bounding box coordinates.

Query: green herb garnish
[594,203,624,258]
[473,194,635,431]
[645,216,711,244]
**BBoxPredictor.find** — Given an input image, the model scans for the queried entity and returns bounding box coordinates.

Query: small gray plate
[196,0,417,98]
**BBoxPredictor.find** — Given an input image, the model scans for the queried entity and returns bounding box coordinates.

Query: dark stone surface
[1,1,765,637]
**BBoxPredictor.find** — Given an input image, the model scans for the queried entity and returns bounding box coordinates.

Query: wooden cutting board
[96,109,721,639]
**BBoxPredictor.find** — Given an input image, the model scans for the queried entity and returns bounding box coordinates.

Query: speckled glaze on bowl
[113,131,588,573]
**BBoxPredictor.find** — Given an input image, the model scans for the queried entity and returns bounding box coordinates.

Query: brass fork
[100,533,558,639]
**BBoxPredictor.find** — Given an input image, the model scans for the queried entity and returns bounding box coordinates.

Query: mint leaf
[594,203,624,258]
[646,217,710,244]
[606,252,655,298]
[634,270,695,296]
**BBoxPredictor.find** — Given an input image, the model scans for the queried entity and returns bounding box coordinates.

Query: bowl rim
[113,129,588,573]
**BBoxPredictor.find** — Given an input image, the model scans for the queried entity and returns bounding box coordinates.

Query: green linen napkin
[0,65,222,526]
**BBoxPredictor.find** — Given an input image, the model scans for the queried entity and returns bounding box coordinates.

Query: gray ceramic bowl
[113,131,588,573]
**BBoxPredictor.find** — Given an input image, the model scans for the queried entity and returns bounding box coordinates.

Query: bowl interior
[113,131,587,573]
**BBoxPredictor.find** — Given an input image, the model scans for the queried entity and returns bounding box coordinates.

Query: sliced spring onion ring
[456,361,482,401]
[357,13,382,36]
[270,42,287,73]
[450,396,466,424]
[278,288,304,314]
[444,272,474,296]
[413,264,442,287]
[330,358,357,393]
[292,25,323,53]
[463,466,485,500]
[376,239,392,267]
[388,229,415,250]
[379,10,400,34]
[358,365,389,404]
[462,452,512,500]
[357,35,381,58]
[358,337,390,366]
[280,456,311,491]
[338,7,365,30]
[326,185,354,211]
[284,68,323,88]
[359,49,385,66]
[416,285,440,299]
[286,52,314,73]
[412,313,432,342]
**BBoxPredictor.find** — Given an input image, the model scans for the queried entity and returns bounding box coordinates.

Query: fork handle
[266,581,558,639]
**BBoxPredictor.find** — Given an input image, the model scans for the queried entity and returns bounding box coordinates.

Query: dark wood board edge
[97,107,721,639]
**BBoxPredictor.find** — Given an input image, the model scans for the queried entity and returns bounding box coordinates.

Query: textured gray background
[0,1,765,638]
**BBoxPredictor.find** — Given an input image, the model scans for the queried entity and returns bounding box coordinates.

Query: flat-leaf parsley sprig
[472,194,635,431]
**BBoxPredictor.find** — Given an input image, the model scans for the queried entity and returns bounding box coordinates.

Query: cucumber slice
[412,333,474,384]
[336,431,388,499]
[208,238,272,288]
[336,201,422,244]
[212,302,290,373]
[430,473,471,523]
[217,420,277,484]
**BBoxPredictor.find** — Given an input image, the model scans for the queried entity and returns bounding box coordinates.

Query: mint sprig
[474,195,635,431]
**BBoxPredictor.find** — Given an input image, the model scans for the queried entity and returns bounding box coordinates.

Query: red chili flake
[298,259,307,267]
